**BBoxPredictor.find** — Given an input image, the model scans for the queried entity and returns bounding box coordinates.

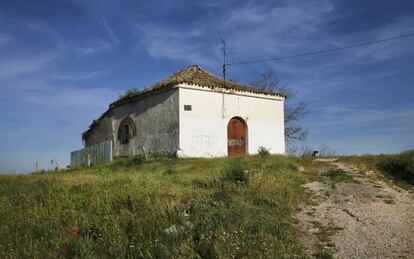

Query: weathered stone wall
[84,117,113,146]
[85,88,179,157]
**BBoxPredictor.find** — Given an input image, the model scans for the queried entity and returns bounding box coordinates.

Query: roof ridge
[193,65,224,81]
[83,64,285,140]
[183,64,244,87]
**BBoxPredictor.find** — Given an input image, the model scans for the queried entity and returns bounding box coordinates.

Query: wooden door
[227,117,247,156]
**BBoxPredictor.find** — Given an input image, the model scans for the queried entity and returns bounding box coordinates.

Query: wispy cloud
[76,41,113,56]
[0,53,57,80]
[304,106,414,133]
[0,0,413,171]
[75,17,120,56]
[24,86,117,111]
[133,22,219,67]
[51,70,104,81]
[101,16,120,45]
[26,19,66,49]
[302,105,414,154]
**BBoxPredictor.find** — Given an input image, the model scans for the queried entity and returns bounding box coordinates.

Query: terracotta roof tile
[83,65,284,139]
[110,64,284,107]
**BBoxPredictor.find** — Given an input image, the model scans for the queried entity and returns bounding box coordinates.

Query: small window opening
[184,105,192,111]
[121,125,129,144]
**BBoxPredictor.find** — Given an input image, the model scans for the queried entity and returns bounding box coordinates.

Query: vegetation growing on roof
[83,64,286,140]
[117,87,142,101]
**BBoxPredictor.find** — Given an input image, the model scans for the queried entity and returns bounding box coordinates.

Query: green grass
[3,151,406,258]
[309,221,343,259]
[339,149,414,187]
[377,150,414,184]
[0,155,318,258]
[322,169,355,187]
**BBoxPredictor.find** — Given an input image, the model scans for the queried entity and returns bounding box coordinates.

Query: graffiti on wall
[228,139,243,146]
[191,135,220,156]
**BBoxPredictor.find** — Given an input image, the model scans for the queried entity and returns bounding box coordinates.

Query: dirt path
[297,158,414,258]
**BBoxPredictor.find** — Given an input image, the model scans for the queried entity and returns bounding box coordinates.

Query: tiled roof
[110,64,285,107]
[83,65,285,139]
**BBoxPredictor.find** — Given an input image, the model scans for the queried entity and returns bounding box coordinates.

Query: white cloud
[130,0,414,75]
[132,1,335,68]
[302,106,414,154]
[0,53,57,80]
[222,1,335,60]
[133,22,219,67]
[24,86,117,111]
[76,41,114,55]
[347,17,414,63]
[75,17,121,56]
[305,106,414,128]
[101,16,120,45]
[51,70,104,81]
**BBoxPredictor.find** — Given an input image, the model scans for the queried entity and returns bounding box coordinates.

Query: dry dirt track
[297,158,414,259]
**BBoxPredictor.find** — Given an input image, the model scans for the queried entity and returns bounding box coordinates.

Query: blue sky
[0,0,413,172]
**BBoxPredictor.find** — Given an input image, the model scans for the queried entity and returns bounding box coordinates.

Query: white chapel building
[82,65,285,157]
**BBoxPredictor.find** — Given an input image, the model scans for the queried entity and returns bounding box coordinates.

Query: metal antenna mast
[220,39,227,119]
[220,38,227,88]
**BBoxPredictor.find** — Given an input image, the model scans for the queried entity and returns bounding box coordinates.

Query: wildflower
[63,243,69,252]
[75,229,81,236]
[210,234,217,240]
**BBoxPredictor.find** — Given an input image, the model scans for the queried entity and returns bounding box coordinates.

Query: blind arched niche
[117,116,137,144]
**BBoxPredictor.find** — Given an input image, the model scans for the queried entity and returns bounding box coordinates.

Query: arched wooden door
[227,117,247,156]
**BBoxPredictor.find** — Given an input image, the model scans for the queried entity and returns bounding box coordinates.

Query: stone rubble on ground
[296,159,414,259]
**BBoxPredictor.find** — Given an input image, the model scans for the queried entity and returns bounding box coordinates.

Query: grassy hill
[0,151,412,258]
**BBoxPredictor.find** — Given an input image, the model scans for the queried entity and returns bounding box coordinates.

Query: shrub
[377,150,414,183]
[257,146,271,157]
[318,144,337,157]
[224,158,249,184]
[163,167,178,175]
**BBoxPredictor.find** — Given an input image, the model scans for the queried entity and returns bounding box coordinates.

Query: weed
[310,221,342,259]
[323,169,354,185]
[0,155,314,258]
[163,167,177,175]
[377,150,414,183]
[192,179,215,188]
[257,146,271,157]
[313,246,334,259]
[338,149,414,187]
[223,158,249,184]
[252,193,279,208]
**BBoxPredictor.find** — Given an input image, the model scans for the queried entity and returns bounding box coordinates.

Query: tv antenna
[220,38,227,87]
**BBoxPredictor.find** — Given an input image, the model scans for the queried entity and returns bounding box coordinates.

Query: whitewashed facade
[82,65,285,157]
[178,84,285,157]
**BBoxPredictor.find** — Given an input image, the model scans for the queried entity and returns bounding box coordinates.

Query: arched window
[118,116,136,144]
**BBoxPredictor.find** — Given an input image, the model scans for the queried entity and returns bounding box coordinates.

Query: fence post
[87,152,91,167]
[70,140,113,168]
